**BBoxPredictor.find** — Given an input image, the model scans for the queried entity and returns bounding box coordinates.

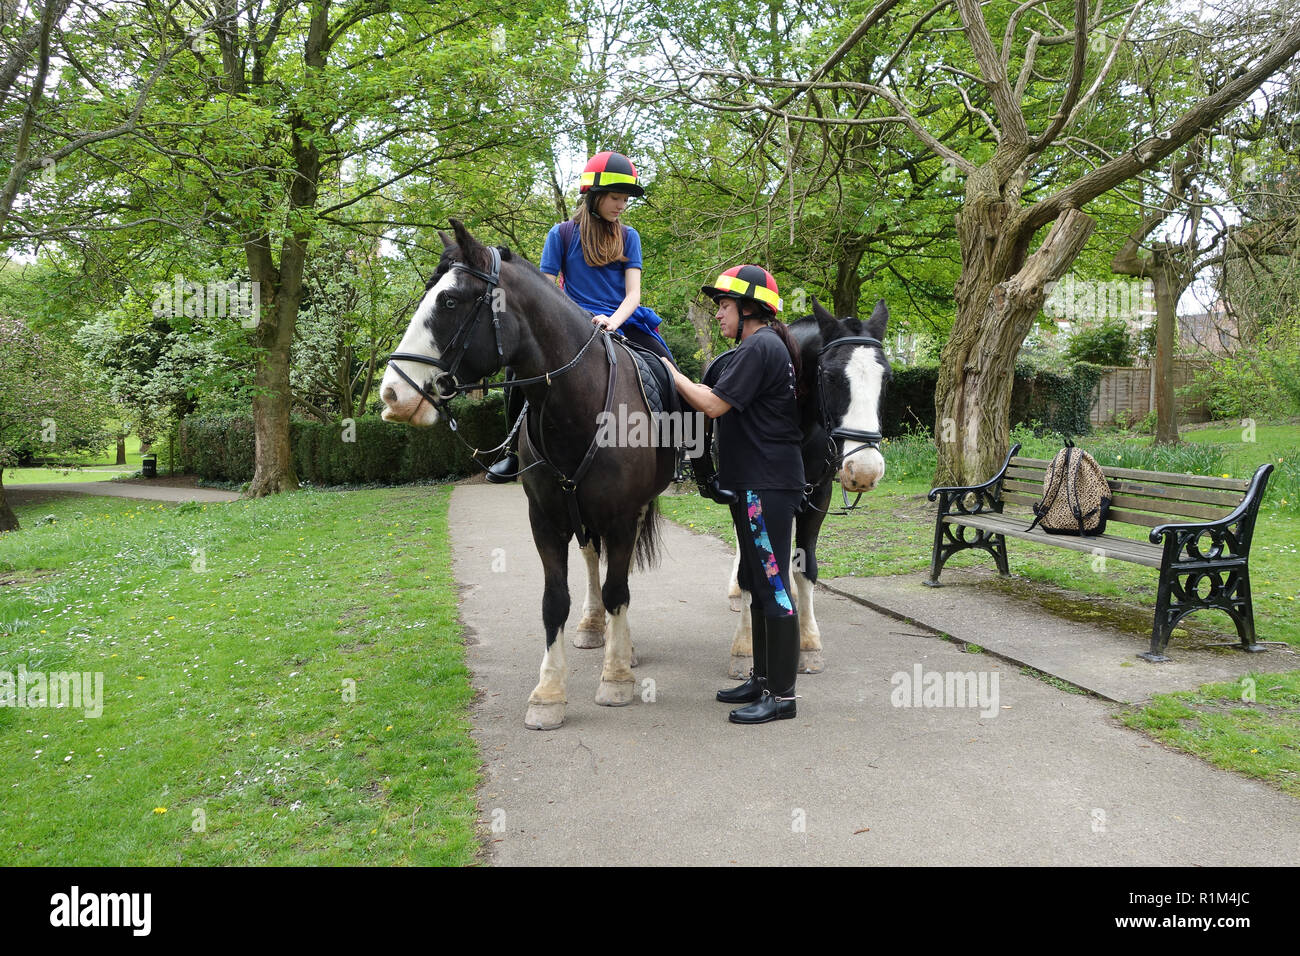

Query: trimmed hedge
[180,394,507,485]
[882,362,1103,438]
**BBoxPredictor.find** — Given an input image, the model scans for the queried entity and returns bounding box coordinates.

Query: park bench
[925,443,1275,662]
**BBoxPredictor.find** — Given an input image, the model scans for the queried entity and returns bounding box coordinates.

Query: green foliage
[1063,318,1134,366]
[1182,313,1300,420]
[180,395,508,485]
[883,362,1102,439]
[0,316,112,468]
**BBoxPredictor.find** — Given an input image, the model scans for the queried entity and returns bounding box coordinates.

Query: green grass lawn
[1119,672,1300,797]
[0,485,480,865]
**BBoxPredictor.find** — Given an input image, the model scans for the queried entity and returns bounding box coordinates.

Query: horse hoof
[799,650,824,674]
[572,627,605,649]
[524,702,566,730]
[595,680,635,707]
[728,654,752,679]
[728,595,743,613]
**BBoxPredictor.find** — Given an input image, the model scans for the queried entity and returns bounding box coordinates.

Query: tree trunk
[832,246,865,318]
[687,299,716,366]
[1151,269,1180,445]
[935,200,1095,486]
[115,435,126,465]
[246,271,302,497]
[0,473,18,532]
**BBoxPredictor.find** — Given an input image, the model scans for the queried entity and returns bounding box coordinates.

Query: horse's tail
[634,498,661,571]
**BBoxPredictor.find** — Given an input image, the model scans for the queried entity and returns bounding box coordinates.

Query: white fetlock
[594,679,635,707]
[524,701,566,730]
[798,649,824,674]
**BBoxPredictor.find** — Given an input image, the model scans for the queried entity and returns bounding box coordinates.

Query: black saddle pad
[616,336,678,418]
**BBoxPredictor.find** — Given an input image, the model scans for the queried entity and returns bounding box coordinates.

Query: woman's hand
[591,314,620,332]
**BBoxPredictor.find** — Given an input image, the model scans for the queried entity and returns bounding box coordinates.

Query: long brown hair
[574,194,628,267]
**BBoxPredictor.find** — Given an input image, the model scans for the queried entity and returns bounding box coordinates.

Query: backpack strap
[1027,449,1070,533]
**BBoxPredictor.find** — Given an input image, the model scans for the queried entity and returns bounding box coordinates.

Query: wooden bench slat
[942,514,1164,567]
[1010,457,1250,491]
[1003,476,1237,512]
[999,491,1217,529]
[1108,494,1233,522]
[1105,478,1243,508]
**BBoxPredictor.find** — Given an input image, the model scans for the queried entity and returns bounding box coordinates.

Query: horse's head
[380,219,511,427]
[809,299,891,493]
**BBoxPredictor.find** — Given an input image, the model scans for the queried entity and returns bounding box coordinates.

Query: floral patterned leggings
[729,488,801,619]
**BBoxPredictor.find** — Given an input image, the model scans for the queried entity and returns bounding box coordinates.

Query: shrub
[181,393,507,485]
[1064,318,1134,366]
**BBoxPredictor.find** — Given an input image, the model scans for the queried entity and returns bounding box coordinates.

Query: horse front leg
[573,541,606,648]
[524,506,572,731]
[727,533,744,612]
[594,516,641,707]
[793,501,827,674]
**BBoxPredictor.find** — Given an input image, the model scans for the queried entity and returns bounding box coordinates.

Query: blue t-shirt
[539,222,663,334]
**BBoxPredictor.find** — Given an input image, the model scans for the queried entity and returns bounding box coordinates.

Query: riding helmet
[702,265,782,317]
[580,151,644,197]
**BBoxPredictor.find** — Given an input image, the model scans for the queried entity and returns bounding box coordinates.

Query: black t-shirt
[705,326,804,490]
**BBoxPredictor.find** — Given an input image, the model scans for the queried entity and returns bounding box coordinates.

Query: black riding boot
[716,607,766,704]
[486,450,519,484]
[728,613,799,724]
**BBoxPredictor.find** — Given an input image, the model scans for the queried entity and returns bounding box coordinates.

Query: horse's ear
[449,218,489,269]
[812,299,839,337]
[865,298,889,340]
[438,230,455,249]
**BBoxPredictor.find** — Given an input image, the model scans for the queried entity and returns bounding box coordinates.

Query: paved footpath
[451,484,1299,866]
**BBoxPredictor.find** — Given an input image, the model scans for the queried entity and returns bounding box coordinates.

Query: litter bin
[141,454,157,479]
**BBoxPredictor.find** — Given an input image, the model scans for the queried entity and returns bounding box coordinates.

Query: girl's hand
[591,314,618,332]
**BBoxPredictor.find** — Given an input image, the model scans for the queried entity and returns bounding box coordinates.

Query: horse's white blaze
[379,269,460,427]
[839,346,887,492]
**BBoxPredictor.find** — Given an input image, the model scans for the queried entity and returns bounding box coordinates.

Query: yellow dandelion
[153,807,167,814]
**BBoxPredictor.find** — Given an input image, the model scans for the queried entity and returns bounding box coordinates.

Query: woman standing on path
[663,266,805,725]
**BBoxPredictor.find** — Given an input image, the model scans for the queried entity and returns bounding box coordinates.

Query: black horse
[722,300,892,677]
[380,220,673,730]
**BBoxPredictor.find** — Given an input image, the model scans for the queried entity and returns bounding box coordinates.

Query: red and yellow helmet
[701,265,782,317]
[580,151,644,197]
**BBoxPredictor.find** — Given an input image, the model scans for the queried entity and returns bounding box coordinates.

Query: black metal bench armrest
[927,443,1021,507]
[1147,464,1274,559]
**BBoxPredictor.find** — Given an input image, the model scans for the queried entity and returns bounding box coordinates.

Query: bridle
[805,334,886,514]
[385,245,602,437]
[384,245,617,546]
[386,247,507,417]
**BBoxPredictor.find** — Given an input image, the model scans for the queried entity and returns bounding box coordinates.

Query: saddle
[614,335,679,419]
